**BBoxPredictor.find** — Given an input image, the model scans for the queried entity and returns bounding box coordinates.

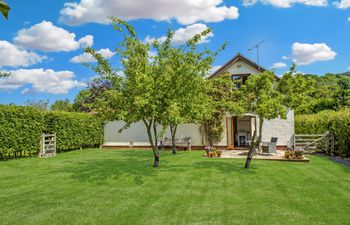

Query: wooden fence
[294,132,335,154]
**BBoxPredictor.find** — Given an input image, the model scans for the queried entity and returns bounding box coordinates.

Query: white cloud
[0,69,86,94]
[70,48,115,63]
[333,0,350,8]
[78,35,94,47]
[291,42,337,65]
[348,16,350,21]
[271,62,287,69]
[0,41,46,68]
[59,0,239,26]
[145,23,213,45]
[13,21,93,52]
[243,0,327,8]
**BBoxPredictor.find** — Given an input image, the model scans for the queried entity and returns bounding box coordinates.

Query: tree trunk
[245,117,264,169]
[143,119,160,168]
[152,122,160,168]
[245,129,257,169]
[170,124,177,154]
[257,117,264,152]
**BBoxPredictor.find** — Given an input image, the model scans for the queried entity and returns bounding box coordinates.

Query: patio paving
[220,150,309,162]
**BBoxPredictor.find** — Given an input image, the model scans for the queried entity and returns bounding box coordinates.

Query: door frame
[226,116,235,149]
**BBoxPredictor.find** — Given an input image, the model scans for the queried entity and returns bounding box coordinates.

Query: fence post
[326,131,330,155]
[331,133,335,155]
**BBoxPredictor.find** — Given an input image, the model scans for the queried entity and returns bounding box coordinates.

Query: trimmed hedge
[0,105,103,159]
[44,111,103,151]
[0,105,44,157]
[295,108,350,157]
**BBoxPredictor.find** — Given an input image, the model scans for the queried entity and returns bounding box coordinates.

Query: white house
[103,53,295,150]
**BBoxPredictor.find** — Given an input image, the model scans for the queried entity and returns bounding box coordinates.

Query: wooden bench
[161,137,192,151]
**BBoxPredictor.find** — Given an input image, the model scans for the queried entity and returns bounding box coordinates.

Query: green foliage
[240,71,287,168]
[295,108,350,157]
[0,105,103,159]
[282,71,350,114]
[51,99,73,112]
[44,111,103,151]
[87,17,225,165]
[278,67,313,110]
[242,71,286,121]
[0,105,44,158]
[201,72,245,146]
[0,0,10,19]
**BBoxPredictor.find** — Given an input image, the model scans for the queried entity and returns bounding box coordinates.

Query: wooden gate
[294,132,334,154]
[39,133,56,158]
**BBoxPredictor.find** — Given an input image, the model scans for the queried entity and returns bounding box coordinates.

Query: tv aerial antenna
[248,40,264,68]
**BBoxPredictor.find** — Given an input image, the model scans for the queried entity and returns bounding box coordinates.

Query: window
[231,74,251,89]
[232,75,242,89]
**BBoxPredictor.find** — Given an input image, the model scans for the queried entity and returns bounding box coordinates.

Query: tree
[151,30,225,154]
[51,99,73,112]
[86,18,167,167]
[87,18,226,167]
[25,100,50,111]
[277,64,314,113]
[278,66,350,114]
[73,79,113,113]
[0,0,10,20]
[241,71,286,169]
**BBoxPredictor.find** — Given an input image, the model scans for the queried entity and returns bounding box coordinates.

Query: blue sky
[0,0,349,105]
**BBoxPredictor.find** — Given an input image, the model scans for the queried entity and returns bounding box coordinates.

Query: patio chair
[262,137,278,155]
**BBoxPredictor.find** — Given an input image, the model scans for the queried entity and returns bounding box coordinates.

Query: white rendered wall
[225,60,262,75]
[104,117,228,147]
[258,109,295,147]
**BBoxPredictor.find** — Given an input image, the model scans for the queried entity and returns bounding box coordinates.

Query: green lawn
[0,149,349,225]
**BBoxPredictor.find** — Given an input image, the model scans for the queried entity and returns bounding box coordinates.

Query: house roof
[208,53,267,79]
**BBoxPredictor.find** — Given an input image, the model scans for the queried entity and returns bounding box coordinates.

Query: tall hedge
[44,111,103,151]
[295,108,350,157]
[0,105,44,157]
[0,105,103,159]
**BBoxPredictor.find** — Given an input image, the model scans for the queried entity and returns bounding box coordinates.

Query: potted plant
[217,149,222,158]
[284,150,290,159]
[289,150,296,159]
[295,149,304,159]
[204,146,211,157]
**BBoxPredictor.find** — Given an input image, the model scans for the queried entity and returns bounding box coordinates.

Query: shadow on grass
[51,157,156,185]
[191,159,258,175]
[51,151,258,185]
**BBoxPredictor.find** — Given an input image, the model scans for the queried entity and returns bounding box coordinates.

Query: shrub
[295,108,350,157]
[0,105,44,158]
[0,105,104,159]
[44,111,103,152]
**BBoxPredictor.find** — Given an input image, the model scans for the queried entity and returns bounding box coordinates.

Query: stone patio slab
[220,150,309,162]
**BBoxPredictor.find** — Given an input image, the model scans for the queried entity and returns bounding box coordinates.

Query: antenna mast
[248,40,264,68]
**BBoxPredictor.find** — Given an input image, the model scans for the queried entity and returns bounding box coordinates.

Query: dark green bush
[0,105,103,159]
[295,108,350,157]
[0,105,44,158]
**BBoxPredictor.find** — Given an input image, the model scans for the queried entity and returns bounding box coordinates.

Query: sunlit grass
[0,149,349,225]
